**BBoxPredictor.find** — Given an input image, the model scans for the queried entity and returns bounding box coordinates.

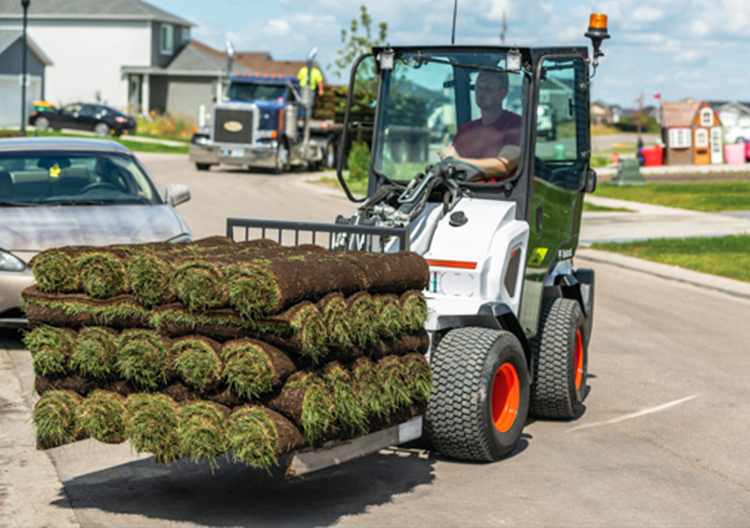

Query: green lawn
[583,202,635,213]
[0,130,189,155]
[591,235,750,284]
[593,181,750,212]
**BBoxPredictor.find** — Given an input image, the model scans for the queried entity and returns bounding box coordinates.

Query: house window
[160,24,174,54]
[695,128,709,148]
[700,108,713,126]
[182,27,191,43]
[669,127,692,148]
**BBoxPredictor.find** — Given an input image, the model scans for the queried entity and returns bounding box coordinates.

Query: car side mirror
[584,168,597,193]
[164,183,190,207]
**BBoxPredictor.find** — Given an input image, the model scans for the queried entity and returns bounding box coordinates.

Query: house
[0,30,52,127]
[590,101,613,125]
[0,0,195,113]
[715,101,750,129]
[661,100,724,165]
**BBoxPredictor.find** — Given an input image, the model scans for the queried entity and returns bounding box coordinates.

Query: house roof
[661,100,704,128]
[0,0,192,27]
[717,101,750,116]
[190,40,324,80]
[121,41,252,77]
[0,30,53,65]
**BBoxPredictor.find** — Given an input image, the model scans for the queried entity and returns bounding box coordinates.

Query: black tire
[426,327,529,462]
[34,116,50,132]
[94,122,110,137]
[529,297,587,419]
[323,139,337,169]
[274,139,290,174]
[195,163,211,171]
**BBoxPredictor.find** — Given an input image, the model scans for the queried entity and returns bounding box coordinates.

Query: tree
[332,5,387,79]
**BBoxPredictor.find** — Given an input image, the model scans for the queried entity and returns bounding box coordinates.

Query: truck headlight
[0,250,26,271]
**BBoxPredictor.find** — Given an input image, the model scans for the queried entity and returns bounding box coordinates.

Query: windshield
[373,51,526,184]
[229,83,287,103]
[0,152,161,205]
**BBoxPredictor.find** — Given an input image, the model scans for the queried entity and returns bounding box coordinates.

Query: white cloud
[266,19,290,36]
[632,7,665,22]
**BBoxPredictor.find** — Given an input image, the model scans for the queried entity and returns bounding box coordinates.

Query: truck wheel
[324,140,337,169]
[195,163,211,171]
[426,327,529,461]
[529,297,587,419]
[274,140,290,174]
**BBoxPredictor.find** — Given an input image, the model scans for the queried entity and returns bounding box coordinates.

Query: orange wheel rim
[574,329,584,390]
[491,363,520,433]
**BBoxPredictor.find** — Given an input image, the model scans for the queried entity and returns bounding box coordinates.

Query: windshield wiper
[48,199,111,206]
[409,52,521,75]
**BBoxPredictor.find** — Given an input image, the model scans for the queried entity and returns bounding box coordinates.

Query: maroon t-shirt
[452,111,522,159]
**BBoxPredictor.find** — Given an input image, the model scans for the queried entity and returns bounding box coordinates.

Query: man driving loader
[437,70,521,181]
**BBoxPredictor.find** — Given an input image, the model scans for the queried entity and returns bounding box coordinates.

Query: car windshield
[229,83,287,103]
[0,152,161,205]
[372,50,526,183]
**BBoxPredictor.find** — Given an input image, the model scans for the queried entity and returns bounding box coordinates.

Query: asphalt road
[2,155,750,527]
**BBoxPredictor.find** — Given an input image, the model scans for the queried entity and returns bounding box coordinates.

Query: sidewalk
[596,162,750,179]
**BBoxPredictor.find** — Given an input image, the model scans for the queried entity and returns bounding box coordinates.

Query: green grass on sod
[593,182,750,212]
[591,234,750,283]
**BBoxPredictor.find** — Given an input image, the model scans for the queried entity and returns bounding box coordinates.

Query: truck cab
[190,74,339,173]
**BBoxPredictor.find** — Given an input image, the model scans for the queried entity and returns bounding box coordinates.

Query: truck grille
[214,109,254,144]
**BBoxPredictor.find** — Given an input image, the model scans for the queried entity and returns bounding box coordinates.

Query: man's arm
[437,144,520,180]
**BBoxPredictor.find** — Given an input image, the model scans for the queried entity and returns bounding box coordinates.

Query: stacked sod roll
[24,236,432,469]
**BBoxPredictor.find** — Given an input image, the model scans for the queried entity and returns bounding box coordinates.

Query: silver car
[0,137,193,327]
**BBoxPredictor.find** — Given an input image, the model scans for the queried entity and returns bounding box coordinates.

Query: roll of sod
[377,355,413,413]
[350,357,388,420]
[228,405,304,469]
[323,362,368,436]
[171,335,224,393]
[221,338,296,400]
[346,292,379,348]
[374,294,403,339]
[23,325,77,377]
[28,247,80,293]
[257,302,328,362]
[400,291,429,331]
[76,249,130,298]
[35,374,91,397]
[317,293,352,348]
[126,393,182,463]
[343,251,429,294]
[367,329,430,360]
[126,252,175,307]
[70,327,118,380]
[173,259,229,313]
[22,286,151,330]
[267,372,335,445]
[151,304,253,342]
[33,390,83,449]
[178,401,230,463]
[401,353,433,403]
[116,330,172,390]
[76,390,128,444]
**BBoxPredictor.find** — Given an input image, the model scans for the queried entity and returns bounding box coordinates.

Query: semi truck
[189,73,349,173]
[226,13,611,475]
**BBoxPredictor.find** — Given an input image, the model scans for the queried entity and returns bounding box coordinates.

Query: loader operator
[437,70,521,181]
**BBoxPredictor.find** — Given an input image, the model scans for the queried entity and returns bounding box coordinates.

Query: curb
[576,248,750,301]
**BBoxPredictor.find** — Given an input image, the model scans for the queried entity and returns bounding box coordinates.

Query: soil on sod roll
[151,303,253,341]
[366,329,430,360]
[323,362,368,436]
[171,335,224,393]
[221,338,296,400]
[266,371,335,445]
[23,286,151,329]
[126,393,182,463]
[178,401,231,463]
[70,327,118,380]
[342,251,429,294]
[23,325,77,377]
[33,390,84,449]
[76,390,128,444]
[35,374,91,397]
[116,330,172,390]
[228,405,304,469]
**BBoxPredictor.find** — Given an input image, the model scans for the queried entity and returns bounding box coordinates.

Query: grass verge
[583,202,636,213]
[593,181,750,212]
[590,234,750,283]
[1,129,189,154]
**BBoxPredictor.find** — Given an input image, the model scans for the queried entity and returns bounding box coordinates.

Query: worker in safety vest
[297,66,324,117]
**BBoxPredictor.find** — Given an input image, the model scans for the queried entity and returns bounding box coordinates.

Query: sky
[147,0,750,108]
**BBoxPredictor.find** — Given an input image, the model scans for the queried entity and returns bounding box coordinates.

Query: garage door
[0,75,41,128]
[165,76,215,121]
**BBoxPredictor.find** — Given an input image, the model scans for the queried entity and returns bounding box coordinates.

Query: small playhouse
[661,100,724,165]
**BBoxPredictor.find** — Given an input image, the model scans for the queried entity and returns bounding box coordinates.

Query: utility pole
[635,91,644,149]
[20,0,30,136]
[500,12,507,44]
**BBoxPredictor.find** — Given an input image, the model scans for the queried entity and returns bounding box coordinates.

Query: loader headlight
[0,250,26,272]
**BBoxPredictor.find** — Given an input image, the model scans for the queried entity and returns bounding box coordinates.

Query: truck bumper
[189,141,278,169]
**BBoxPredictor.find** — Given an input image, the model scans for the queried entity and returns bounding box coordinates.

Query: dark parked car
[30,103,137,137]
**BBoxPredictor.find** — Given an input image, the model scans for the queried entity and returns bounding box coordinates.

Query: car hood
[0,204,189,252]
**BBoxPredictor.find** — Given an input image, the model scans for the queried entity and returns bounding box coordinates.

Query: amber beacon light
[585,13,610,59]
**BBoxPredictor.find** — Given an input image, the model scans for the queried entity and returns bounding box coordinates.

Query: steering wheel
[436,158,487,182]
[79,181,121,194]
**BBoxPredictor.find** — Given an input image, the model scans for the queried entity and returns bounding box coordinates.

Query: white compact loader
[228,14,610,469]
